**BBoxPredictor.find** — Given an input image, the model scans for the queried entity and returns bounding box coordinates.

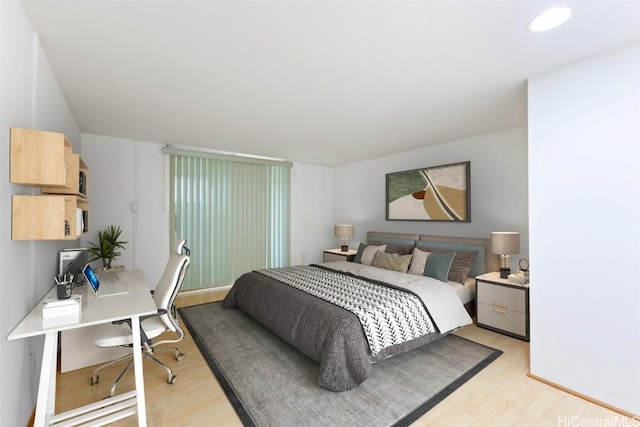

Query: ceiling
[21,1,640,166]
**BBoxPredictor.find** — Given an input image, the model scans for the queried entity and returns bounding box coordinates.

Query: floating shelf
[10,128,90,240]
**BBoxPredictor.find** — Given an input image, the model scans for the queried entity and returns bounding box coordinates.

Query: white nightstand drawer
[324,252,347,262]
[477,281,526,314]
[477,302,527,337]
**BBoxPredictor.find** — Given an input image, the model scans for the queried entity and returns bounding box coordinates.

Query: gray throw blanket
[258,265,435,356]
[222,266,442,391]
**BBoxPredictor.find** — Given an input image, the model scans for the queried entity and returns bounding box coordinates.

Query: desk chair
[90,240,191,397]
[170,239,190,320]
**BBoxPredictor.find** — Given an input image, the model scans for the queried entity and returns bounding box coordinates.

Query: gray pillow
[448,251,478,284]
[423,252,456,282]
[354,242,368,264]
[368,240,414,256]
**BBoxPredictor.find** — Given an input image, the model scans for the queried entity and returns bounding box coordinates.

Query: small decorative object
[79,171,87,195]
[508,258,529,284]
[88,225,128,269]
[518,258,529,277]
[335,224,355,252]
[491,232,520,278]
[386,161,470,222]
[55,273,73,299]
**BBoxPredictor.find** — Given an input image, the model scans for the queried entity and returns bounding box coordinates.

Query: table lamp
[491,232,520,278]
[335,225,355,252]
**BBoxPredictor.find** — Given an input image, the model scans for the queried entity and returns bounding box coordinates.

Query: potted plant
[88,225,128,270]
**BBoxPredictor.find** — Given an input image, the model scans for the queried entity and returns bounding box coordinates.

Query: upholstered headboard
[366,231,499,277]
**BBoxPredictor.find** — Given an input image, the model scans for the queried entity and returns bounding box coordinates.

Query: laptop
[82,264,129,297]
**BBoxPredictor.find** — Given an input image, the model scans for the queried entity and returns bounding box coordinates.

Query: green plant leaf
[87,225,128,268]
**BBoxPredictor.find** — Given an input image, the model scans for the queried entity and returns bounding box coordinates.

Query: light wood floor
[50,290,633,427]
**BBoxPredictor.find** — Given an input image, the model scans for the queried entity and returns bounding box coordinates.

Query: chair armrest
[111,308,168,345]
[140,308,167,322]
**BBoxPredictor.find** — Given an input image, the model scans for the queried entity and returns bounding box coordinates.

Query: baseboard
[527,372,639,419]
[175,285,232,308]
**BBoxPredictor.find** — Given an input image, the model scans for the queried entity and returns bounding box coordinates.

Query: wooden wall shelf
[10,127,72,188]
[10,128,90,240]
[12,195,88,240]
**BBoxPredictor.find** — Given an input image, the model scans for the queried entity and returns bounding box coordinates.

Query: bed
[222,232,498,392]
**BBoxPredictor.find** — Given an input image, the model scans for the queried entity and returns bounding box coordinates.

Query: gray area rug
[179,302,501,427]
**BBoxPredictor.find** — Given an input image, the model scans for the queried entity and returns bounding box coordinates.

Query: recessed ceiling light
[528,7,572,32]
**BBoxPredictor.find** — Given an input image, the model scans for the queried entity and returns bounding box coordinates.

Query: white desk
[8,270,157,426]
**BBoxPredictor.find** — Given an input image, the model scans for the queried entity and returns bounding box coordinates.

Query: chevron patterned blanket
[258,265,435,356]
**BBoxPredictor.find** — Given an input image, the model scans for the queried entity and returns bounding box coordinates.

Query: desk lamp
[491,232,520,278]
[335,225,355,252]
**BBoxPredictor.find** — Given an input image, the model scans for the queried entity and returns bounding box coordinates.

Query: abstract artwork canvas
[386,161,470,222]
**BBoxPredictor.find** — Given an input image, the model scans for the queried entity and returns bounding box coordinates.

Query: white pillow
[408,247,431,275]
[361,244,387,265]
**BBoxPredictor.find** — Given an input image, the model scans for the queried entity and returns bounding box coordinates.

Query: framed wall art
[386,161,470,222]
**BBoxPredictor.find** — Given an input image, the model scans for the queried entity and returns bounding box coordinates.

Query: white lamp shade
[334,225,355,238]
[491,232,520,255]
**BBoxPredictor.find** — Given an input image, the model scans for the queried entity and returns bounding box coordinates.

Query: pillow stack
[353,243,387,265]
[415,247,478,284]
[353,241,477,284]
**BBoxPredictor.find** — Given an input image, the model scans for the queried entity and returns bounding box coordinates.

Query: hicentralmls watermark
[557,416,640,427]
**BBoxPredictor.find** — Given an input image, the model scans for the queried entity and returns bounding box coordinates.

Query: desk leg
[34,331,58,427]
[130,315,147,426]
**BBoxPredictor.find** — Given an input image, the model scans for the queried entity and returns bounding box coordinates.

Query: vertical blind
[169,153,291,290]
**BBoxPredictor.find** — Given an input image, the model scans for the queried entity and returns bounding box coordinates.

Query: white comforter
[323,261,472,335]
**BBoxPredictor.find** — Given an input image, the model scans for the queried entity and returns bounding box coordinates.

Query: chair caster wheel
[176,352,184,361]
[90,375,99,385]
[168,375,177,384]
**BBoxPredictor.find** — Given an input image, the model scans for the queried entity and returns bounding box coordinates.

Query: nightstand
[323,248,357,262]
[476,271,530,341]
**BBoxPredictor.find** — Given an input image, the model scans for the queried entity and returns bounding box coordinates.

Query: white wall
[80,135,137,268]
[80,135,335,285]
[133,141,173,283]
[290,162,335,265]
[79,134,171,288]
[0,3,81,424]
[333,128,529,269]
[528,41,640,415]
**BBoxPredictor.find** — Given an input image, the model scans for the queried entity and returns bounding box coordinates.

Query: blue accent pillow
[353,242,367,264]
[423,252,456,282]
[416,240,486,277]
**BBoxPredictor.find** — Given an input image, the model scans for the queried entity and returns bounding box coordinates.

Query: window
[169,152,291,290]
